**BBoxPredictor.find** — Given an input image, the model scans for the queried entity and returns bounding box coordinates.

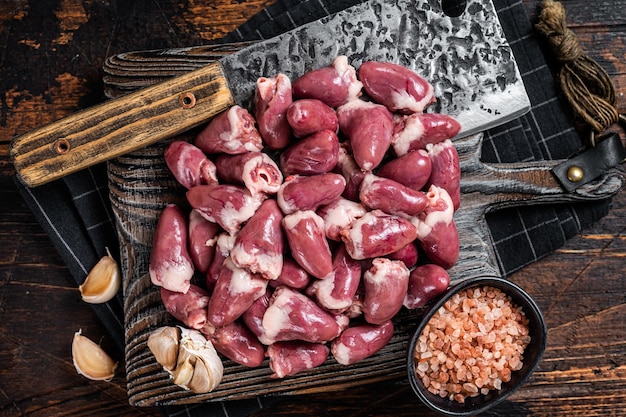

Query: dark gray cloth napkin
[15,0,611,415]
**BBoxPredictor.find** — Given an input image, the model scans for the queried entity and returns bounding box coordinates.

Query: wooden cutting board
[104,46,624,407]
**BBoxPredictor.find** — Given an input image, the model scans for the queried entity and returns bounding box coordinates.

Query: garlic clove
[187,349,224,394]
[79,247,121,304]
[72,330,118,381]
[172,359,195,387]
[147,326,180,372]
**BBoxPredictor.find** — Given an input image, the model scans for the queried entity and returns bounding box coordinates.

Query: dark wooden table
[1,1,624,416]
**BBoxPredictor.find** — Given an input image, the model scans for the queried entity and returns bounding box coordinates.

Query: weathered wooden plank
[550,0,626,27]
[104,36,624,405]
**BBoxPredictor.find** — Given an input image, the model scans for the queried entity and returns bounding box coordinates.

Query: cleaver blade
[10,0,530,188]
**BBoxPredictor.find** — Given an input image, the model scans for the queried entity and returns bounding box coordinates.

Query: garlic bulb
[79,247,121,304]
[147,326,224,394]
[72,330,118,381]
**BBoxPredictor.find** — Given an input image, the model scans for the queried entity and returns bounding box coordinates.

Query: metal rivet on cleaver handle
[10,61,234,188]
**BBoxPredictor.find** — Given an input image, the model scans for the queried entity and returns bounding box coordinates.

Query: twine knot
[535,0,583,62]
[535,0,618,135]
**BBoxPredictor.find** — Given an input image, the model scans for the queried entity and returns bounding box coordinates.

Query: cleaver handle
[10,61,234,188]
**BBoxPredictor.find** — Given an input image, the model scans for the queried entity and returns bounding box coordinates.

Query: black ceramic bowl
[406,276,547,416]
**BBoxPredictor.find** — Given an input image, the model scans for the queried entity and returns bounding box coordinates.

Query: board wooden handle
[10,61,234,187]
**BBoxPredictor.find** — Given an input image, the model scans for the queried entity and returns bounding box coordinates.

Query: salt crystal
[440,370,450,383]
[493,378,502,390]
[478,322,487,333]
[456,366,467,381]
[463,383,478,393]
[501,367,512,382]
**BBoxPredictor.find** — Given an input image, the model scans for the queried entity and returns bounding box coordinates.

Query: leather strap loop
[552,132,626,192]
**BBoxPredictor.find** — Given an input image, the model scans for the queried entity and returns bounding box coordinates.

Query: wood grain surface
[103,41,624,407]
[0,1,624,416]
[11,61,235,187]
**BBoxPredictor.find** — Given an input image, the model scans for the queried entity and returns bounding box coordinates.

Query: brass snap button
[566,166,584,182]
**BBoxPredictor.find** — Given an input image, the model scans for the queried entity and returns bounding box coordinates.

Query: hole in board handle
[54,138,71,154]
[179,92,196,109]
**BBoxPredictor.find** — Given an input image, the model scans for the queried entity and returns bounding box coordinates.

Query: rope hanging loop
[535,0,619,138]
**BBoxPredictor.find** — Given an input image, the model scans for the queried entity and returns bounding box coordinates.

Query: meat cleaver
[10,0,530,188]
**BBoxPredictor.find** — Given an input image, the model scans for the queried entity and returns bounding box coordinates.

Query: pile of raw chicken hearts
[149,55,461,379]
